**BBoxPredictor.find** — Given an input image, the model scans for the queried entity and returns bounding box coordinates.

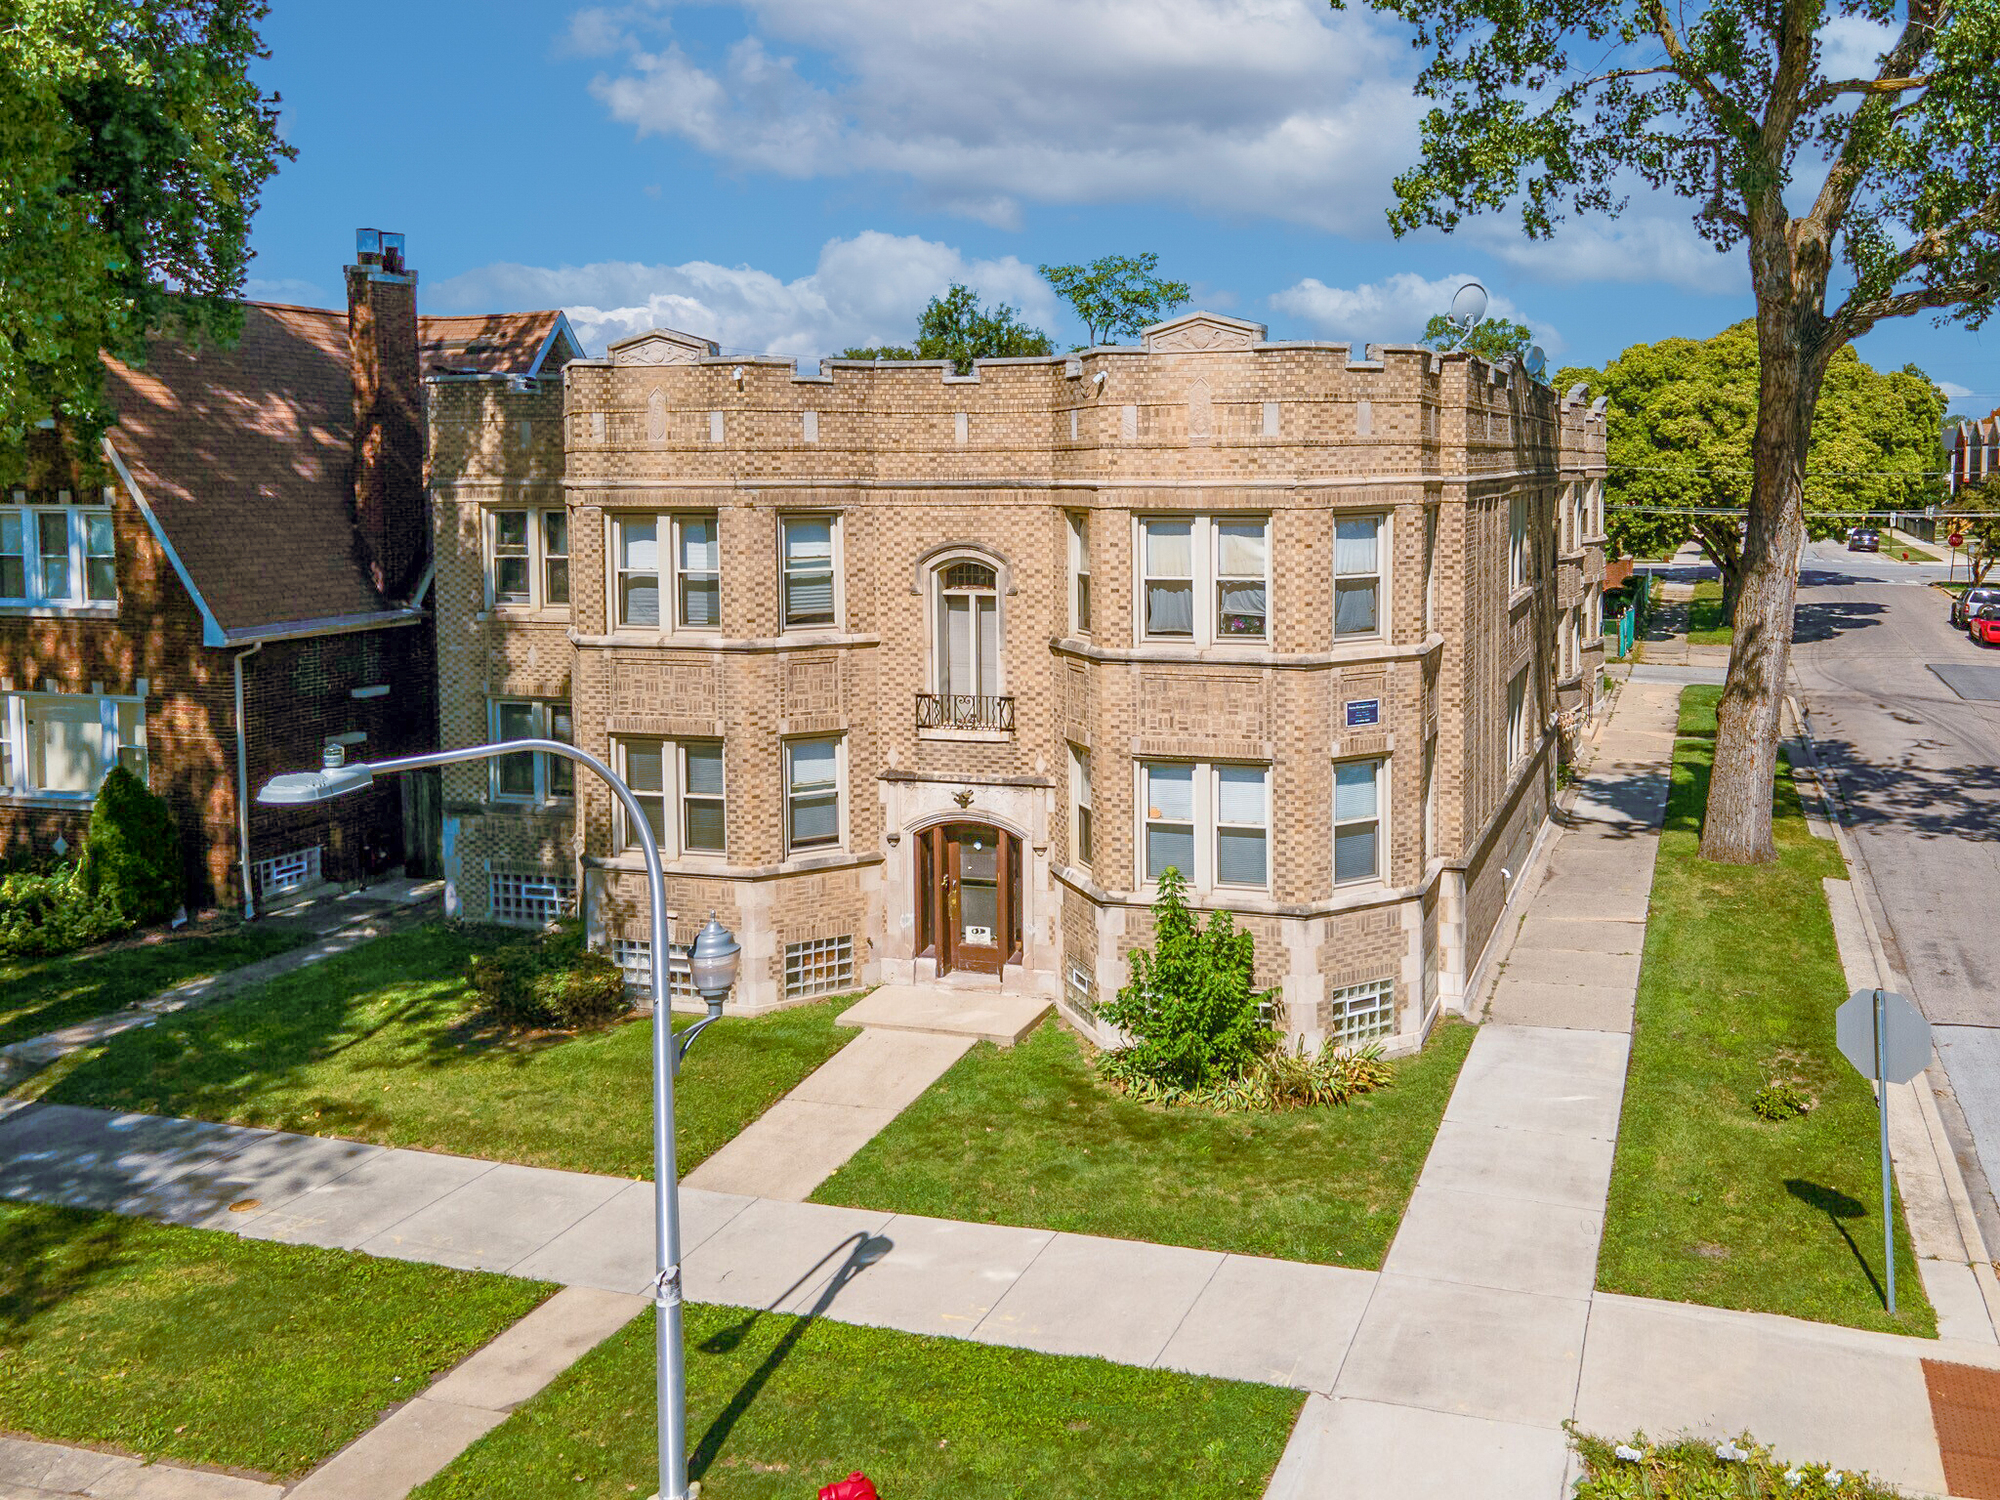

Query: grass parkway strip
[38,921,858,1178]
[0,1201,549,1480]
[1597,685,1934,1336]
[411,1303,1303,1500]
[814,1016,1475,1267]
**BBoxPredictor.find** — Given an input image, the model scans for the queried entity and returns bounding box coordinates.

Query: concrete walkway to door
[682,985,1050,1200]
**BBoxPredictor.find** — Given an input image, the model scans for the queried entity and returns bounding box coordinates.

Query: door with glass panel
[916,822,1018,976]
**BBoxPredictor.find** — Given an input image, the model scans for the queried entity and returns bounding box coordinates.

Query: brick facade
[434,311,1607,1050]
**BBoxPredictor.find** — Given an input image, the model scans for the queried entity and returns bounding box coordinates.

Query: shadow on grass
[0,1207,136,1338]
[1785,1178,1885,1308]
[691,1231,895,1482]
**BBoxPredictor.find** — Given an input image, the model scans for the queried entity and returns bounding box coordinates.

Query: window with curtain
[1334,758,1384,884]
[1139,515,1269,643]
[782,516,837,628]
[1216,521,1268,638]
[936,560,1000,698]
[615,738,725,856]
[785,737,841,850]
[1334,515,1382,637]
[1142,518,1194,637]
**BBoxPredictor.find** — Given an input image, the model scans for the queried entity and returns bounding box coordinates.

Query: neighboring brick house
[439,309,1606,1051]
[1948,408,1999,494]
[0,231,577,913]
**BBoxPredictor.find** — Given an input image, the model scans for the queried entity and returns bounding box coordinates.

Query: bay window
[615,738,726,857]
[613,512,719,631]
[1138,515,1269,643]
[1071,746,1093,867]
[1140,759,1270,890]
[784,736,843,852]
[1069,513,1091,633]
[1334,515,1383,638]
[1333,758,1386,885]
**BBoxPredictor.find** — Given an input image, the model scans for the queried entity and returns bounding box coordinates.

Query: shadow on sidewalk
[691,1230,895,1482]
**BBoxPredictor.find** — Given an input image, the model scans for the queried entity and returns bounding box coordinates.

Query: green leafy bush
[1572,1428,1898,1498]
[1170,1041,1394,1113]
[0,862,126,958]
[467,918,630,1031]
[1097,868,1276,1098]
[1750,1078,1815,1122]
[81,765,182,925]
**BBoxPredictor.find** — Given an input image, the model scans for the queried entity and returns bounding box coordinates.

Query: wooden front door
[917,822,1020,976]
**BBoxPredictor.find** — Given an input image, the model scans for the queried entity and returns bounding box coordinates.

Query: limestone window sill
[0,792,93,810]
[917,728,1013,744]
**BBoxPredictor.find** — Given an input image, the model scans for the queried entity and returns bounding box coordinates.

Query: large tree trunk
[1700,320,1819,864]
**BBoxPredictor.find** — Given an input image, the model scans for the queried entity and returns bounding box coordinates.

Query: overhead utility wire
[1608,461,1949,478]
[1610,504,1952,517]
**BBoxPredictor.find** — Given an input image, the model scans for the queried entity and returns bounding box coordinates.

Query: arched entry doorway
[914,821,1023,976]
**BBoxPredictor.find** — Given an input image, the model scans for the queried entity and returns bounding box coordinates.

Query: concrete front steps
[837,984,1051,1047]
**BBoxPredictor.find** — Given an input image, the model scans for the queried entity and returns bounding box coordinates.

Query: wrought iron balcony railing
[915,692,1016,732]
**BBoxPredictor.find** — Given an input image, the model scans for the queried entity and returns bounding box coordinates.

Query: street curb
[1784,692,2000,1338]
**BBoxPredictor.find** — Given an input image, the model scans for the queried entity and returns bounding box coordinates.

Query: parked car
[1848,528,1881,552]
[1950,586,2000,629]
[1968,594,2000,648]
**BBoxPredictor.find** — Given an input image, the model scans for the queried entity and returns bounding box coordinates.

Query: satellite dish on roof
[1524,346,1547,381]
[1447,281,1489,333]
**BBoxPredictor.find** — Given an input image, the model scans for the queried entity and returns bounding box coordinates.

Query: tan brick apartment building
[0,232,577,912]
[434,311,1607,1051]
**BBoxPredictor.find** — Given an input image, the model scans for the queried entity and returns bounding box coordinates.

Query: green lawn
[412,1303,1302,1500]
[0,924,303,1050]
[0,1202,548,1480]
[1685,579,1734,645]
[42,922,859,1178]
[814,1017,1474,1268]
[1597,686,1934,1335]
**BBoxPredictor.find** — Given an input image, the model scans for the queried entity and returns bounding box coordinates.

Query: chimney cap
[354,229,407,275]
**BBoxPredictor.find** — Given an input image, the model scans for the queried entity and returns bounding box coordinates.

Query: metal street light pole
[259,740,737,1500]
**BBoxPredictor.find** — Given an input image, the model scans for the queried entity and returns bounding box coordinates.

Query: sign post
[1835,987,1933,1315]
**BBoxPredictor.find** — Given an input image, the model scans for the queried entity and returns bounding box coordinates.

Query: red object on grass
[820,1474,880,1500]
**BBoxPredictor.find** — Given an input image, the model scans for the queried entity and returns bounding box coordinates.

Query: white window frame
[0,500,116,609]
[486,507,569,611]
[783,735,845,855]
[1507,671,1529,768]
[1068,512,1091,635]
[1070,745,1093,869]
[780,513,842,632]
[613,737,726,859]
[489,699,573,805]
[1136,759,1271,893]
[930,557,1004,700]
[1509,494,1530,592]
[1334,512,1387,641]
[0,690,146,799]
[1333,756,1388,887]
[1135,514,1270,645]
[610,511,720,633]
[1421,736,1438,864]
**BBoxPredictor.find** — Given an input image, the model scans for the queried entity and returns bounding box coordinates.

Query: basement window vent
[609,937,695,1001]
[1326,978,1395,1048]
[784,935,853,1001]
[254,846,321,899]
[488,871,575,928]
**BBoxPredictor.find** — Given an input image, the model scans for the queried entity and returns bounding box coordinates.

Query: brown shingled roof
[418,311,569,375]
[102,302,389,636]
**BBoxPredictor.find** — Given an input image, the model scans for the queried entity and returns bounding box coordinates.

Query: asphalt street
[1786,540,2000,1238]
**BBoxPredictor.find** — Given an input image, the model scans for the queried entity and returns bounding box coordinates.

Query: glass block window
[610,937,694,1001]
[784,935,854,1000]
[488,871,576,928]
[1327,979,1395,1047]
[254,846,321,899]
[1066,960,1095,1017]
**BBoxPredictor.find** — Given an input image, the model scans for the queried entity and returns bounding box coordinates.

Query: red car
[1972,607,2000,647]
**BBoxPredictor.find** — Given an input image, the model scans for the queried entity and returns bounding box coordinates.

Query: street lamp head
[686,912,741,1005]
[256,743,376,806]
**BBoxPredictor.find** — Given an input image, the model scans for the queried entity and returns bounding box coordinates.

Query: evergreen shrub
[468,918,630,1030]
[81,765,182,925]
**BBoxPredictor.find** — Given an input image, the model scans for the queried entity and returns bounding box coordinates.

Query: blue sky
[244,0,1998,416]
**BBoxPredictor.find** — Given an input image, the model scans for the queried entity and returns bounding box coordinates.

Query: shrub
[0,863,127,959]
[1751,1078,1814,1122]
[467,918,630,1031]
[81,765,182,926]
[1096,867,1276,1096]
[1161,1040,1394,1113]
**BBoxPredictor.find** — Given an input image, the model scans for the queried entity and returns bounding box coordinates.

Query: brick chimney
[346,229,425,600]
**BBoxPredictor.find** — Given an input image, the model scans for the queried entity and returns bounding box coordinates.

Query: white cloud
[430,229,1065,359]
[1818,14,1899,81]
[1466,212,1745,296]
[580,0,1424,235]
[245,276,329,306]
[1938,380,1974,401]
[1269,271,1564,353]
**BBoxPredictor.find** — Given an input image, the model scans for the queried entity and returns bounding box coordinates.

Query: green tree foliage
[1559,324,1945,613]
[1420,313,1533,361]
[1096,868,1276,1095]
[1337,0,2000,864]
[82,763,182,925]
[1038,252,1192,347]
[1,2,293,476]
[467,917,628,1031]
[838,283,1050,374]
[1946,486,2000,584]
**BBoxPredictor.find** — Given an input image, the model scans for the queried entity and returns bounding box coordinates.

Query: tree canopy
[1420,313,1533,361]
[1946,487,2000,584]
[1335,0,2000,862]
[1,0,292,476]
[1558,323,1946,605]
[1038,252,1191,347]
[839,282,1051,373]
